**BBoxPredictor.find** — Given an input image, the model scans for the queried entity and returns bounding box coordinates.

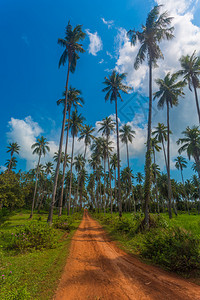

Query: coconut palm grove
[1,1,200,299]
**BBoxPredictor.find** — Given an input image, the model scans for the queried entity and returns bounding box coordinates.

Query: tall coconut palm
[102,71,132,217]
[74,154,86,209]
[119,124,135,169]
[78,124,95,158]
[57,86,84,216]
[152,123,169,171]
[6,142,20,172]
[44,162,54,177]
[98,116,115,213]
[49,22,85,224]
[177,126,200,177]
[154,72,185,218]
[31,136,50,218]
[53,151,65,165]
[68,110,84,215]
[175,155,188,212]
[177,51,200,123]
[175,156,187,184]
[128,5,174,226]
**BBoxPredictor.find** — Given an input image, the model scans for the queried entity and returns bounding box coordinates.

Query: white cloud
[99,59,104,64]
[86,30,103,56]
[6,116,59,170]
[106,51,113,59]
[101,17,114,29]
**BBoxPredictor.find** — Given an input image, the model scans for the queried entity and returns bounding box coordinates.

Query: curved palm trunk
[30,154,41,218]
[115,98,122,217]
[193,83,200,124]
[161,137,168,172]
[144,60,153,227]
[68,134,75,215]
[48,62,71,224]
[58,109,71,217]
[167,101,172,219]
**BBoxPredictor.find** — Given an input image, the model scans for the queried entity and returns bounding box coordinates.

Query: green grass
[0,209,83,300]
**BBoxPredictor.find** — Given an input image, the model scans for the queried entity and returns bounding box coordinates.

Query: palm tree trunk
[167,101,172,219]
[84,144,87,159]
[8,151,14,172]
[114,168,117,211]
[144,59,152,227]
[115,98,122,217]
[30,154,41,218]
[193,83,200,124]
[161,137,168,173]
[126,142,130,169]
[153,148,159,214]
[58,109,71,217]
[48,62,71,224]
[107,156,113,214]
[68,134,75,215]
[103,157,106,215]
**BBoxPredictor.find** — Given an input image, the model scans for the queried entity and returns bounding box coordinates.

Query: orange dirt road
[54,211,200,300]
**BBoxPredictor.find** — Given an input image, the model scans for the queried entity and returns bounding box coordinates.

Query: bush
[6,222,57,252]
[53,216,72,231]
[141,226,200,272]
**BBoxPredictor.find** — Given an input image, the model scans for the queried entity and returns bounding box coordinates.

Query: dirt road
[54,211,200,300]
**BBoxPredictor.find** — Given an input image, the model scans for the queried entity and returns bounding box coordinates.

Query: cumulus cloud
[86,30,103,56]
[6,116,59,169]
[101,17,114,29]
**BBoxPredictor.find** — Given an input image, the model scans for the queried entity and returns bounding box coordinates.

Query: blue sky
[1,0,200,182]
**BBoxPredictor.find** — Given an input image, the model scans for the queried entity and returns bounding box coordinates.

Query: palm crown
[58,22,86,72]
[127,5,174,69]
[119,124,135,144]
[31,136,50,157]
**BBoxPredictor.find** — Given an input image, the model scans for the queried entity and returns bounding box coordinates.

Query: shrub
[3,286,31,300]
[141,226,200,272]
[7,222,57,252]
[53,216,72,231]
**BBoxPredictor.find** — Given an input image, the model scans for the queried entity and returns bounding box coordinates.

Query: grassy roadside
[0,210,83,300]
[91,212,200,283]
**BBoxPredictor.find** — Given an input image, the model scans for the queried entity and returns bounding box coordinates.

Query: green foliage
[0,172,27,209]
[3,286,31,300]
[53,216,72,231]
[6,222,57,252]
[141,227,200,272]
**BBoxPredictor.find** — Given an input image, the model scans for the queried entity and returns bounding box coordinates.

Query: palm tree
[102,70,132,217]
[49,22,85,224]
[44,162,54,177]
[177,51,200,123]
[98,116,115,213]
[175,156,187,184]
[119,124,135,168]
[31,136,50,218]
[57,86,84,217]
[154,72,185,218]
[152,123,169,171]
[5,157,17,171]
[177,126,200,177]
[78,124,95,158]
[74,154,86,209]
[53,151,65,164]
[6,142,20,172]
[68,110,84,215]
[128,5,174,227]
